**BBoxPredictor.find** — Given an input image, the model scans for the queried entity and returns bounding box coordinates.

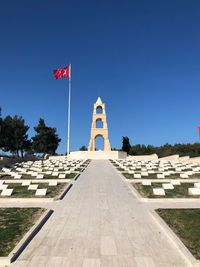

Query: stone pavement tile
[100,255,121,267]
[100,236,117,256]
[45,256,67,267]
[82,258,101,267]
[134,256,155,267]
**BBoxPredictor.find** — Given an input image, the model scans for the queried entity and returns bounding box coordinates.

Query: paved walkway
[11,160,191,267]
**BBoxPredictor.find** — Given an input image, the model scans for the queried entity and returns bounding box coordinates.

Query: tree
[80,145,87,151]
[32,118,61,155]
[0,108,3,150]
[122,136,131,154]
[1,115,30,157]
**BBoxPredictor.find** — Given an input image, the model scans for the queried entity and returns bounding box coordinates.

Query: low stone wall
[64,151,127,160]
[127,154,158,161]
[158,154,180,161]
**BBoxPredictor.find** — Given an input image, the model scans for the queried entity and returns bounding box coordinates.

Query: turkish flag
[197,126,200,136]
[53,65,70,79]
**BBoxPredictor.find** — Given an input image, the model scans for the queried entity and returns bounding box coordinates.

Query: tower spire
[88,97,111,151]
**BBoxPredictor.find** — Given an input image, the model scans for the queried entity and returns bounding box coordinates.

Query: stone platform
[50,151,127,160]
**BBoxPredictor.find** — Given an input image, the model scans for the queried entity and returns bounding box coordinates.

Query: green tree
[80,145,87,151]
[1,115,30,157]
[0,108,3,150]
[32,118,61,155]
[122,136,131,154]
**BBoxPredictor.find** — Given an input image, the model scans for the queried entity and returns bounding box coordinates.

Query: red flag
[53,65,70,79]
[197,126,200,136]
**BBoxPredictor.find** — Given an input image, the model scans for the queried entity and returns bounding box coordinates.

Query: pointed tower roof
[96,97,103,105]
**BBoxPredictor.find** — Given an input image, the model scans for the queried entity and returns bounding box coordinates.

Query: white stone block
[194,183,200,189]
[59,174,66,179]
[0,184,8,190]
[14,174,22,179]
[175,168,182,172]
[162,183,174,190]
[36,174,44,179]
[180,173,189,179]
[49,181,57,186]
[142,181,151,186]
[153,188,165,196]
[65,171,71,174]
[35,189,47,196]
[28,184,38,190]
[52,172,59,176]
[148,170,155,174]
[163,172,170,176]
[188,188,200,196]
[128,170,134,174]
[134,174,141,179]
[1,188,13,196]
[141,172,149,177]
[157,174,165,179]
[22,181,31,186]
[171,180,181,185]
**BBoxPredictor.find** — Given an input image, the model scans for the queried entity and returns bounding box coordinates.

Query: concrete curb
[150,210,200,267]
[0,209,53,266]
[55,183,73,200]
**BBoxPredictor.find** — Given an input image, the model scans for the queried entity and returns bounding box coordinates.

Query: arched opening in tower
[96,119,103,128]
[95,135,104,151]
[96,106,103,114]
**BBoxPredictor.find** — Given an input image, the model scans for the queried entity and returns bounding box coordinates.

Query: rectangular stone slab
[35,189,47,196]
[153,188,165,196]
[180,173,189,178]
[28,184,38,190]
[14,174,22,179]
[162,183,174,190]
[36,174,44,179]
[142,181,151,186]
[59,174,66,179]
[22,181,31,186]
[134,174,141,179]
[1,188,13,196]
[194,183,200,189]
[0,184,8,190]
[49,181,58,186]
[157,174,165,179]
[188,188,200,196]
[171,180,181,185]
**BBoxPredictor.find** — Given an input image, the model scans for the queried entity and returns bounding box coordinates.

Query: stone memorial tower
[88,97,111,151]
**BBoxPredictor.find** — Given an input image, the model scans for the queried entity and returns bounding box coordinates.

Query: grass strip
[157,209,200,259]
[0,208,44,256]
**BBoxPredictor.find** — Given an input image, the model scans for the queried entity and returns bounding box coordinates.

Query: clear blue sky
[1,0,200,153]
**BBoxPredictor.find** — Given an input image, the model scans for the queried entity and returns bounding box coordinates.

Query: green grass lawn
[0,208,44,256]
[0,183,67,198]
[133,183,200,198]
[157,209,200,259]
[0,172,76,180]
[123,172,200,180]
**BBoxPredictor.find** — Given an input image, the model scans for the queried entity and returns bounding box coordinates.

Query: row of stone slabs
[14,159,86,171]
[126,172,197,179]
[1,159,87,178]
[113,160,200,178]
[115,159,200,171]
[1,171,72,179]
[141,181,200,196]
[0,180,58,196]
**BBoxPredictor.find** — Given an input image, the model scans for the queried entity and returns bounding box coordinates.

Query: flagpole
[67,64,71,155]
